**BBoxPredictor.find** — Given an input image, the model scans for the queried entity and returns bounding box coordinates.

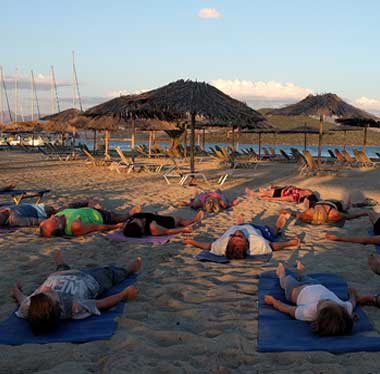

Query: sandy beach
[1,151,380,373]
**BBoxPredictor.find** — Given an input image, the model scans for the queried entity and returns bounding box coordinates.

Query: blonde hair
[204,197,220,214]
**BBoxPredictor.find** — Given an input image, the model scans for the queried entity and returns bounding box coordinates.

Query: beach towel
[0,227,17,233]
[258,271,378,353]
[368,229,380,253]
[0,274,137,345]
[107,230,173,245]
[196,250,272,264]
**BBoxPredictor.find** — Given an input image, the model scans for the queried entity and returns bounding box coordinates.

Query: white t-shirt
[210,224,272,256]
[295,284,353,321]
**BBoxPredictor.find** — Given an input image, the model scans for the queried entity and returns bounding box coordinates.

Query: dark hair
[28,293,61,334]
[123,222,143,237]
[304,193,319,207]
[203,197,220,214]
[39,222,64,237]
[225,237,248,259]
[311,304,353,336]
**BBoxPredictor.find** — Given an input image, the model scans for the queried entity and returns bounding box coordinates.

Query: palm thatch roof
[335,117,380,128]
[41,108,82,122]
[268,93,377,120]
[278,125,324,134]
[1,121,42,133]
[84,79,271,129]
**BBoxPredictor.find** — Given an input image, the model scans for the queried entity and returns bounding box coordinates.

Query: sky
[1,0,380,117]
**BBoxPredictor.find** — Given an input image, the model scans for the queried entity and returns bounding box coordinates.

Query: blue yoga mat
[0,274,137,345]
[368,229,380,253]
[258,271,380,353]
[196,250,272,263]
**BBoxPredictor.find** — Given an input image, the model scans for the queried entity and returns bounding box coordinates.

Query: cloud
[198,8,222,19]
[2,73,71,91]
[106,90,130,97]
[354,96,380,112]
[211,79,313,102]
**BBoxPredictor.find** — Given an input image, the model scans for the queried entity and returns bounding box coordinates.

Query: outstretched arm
[71,220,122,236]
[326,233,380,245]
[183,238,212,250]
[342,211,369,221]
[264,295,296,318]
[149,222,192,236]
[95,286,137,310]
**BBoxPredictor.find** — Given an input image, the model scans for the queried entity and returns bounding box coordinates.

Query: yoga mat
[107,230,173,245]
[196,250,272,264]
[0,274,137,345]
[258,271,377,353]
[0,227,17,233]
[368,229,380,253]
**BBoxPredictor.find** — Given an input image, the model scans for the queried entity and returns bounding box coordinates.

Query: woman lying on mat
[183,212,300,259]
[122,211,204,237]
[326,211,380,243]
[178,189,240,213]
[11,250,140,335]
[245,185,315,204]
[265,262,357,336]
[281,199,369,225]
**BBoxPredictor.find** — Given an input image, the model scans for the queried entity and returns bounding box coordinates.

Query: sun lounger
[0,189,50,205]
[303,151,339,175]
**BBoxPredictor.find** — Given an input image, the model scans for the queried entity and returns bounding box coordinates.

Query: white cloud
[354,96,380,112]
[2,73,71,91]
[211,79,313,101]
[106,90,130,97]
[198,8,222,19]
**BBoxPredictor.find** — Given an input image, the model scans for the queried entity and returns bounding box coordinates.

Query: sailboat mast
[31,70,40,119]
[30,73,34,121]
[72,51,83,111]
[14,68,19,121]
[0,67,12,122]
[51,65,60,113]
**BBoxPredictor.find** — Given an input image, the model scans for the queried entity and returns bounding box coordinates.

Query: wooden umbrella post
[148,131,152,158]
[231,126,235,150]
[131,114,136,162]
[304,122,307,152]
[104,130,110,159]
[183,128,187,158]
[318,115,323,169]
[343,130,346,151]
[202,128,206,149]
[190,112,196,173]
[363,125,368,150]
[258,132,262,158]
[93,129,97,153]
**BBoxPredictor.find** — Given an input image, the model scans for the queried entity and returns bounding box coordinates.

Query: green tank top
[56,208,103,235]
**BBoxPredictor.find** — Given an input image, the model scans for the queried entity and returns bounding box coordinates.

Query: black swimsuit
[126,213,176,235]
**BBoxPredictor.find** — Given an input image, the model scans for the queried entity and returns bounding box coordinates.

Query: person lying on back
[40,204,141,237]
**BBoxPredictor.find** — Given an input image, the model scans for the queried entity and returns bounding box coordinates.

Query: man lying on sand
[178,189,240,213]
[183,212,300,259]
[281,199,368,225]
[11,250,140,334]
[245,185,314,204]
[265,261,357,336]
[40,204,141,237]
[123,211,204,237]
[0,199,103,228]
[326,211,380,243]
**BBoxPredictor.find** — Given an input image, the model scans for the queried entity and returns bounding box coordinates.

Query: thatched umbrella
[330,125,362,150]
[84,79,270,172]
[335,118,380,151]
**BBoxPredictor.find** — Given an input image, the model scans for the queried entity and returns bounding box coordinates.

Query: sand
[1,151,380,373]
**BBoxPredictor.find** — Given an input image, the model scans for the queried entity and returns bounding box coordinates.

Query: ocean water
[83,140,380,158]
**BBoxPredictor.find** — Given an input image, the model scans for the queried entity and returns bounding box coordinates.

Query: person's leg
[54,250,70,271]
[175,210,204,227]
[270,237,301,251]
[83,257,142,294]
[276,263,299,302]
[270,211,291,236]
[101,206,142,224]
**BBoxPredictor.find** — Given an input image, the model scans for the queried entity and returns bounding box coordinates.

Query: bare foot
[127,257,142,274]
[288,237,301,249]
[129,205,142,216]
[182,226,193,233]
[193,210,204,222]
[231,198,240,207]
[368,253,380,275]
[276,262,285,279]
[276,211,291,231]
[54,249,65,266]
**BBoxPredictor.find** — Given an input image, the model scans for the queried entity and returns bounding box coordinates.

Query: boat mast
[31,70,40,119]
[0,67,12,122]
[72,51,83,111]
[50,65,60,113]
[14,68,19,121]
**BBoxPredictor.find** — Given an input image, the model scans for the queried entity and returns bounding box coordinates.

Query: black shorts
[374,218,380,235]
[273,188,284,198]
[153,215,176,229]
[95,209,113,224]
